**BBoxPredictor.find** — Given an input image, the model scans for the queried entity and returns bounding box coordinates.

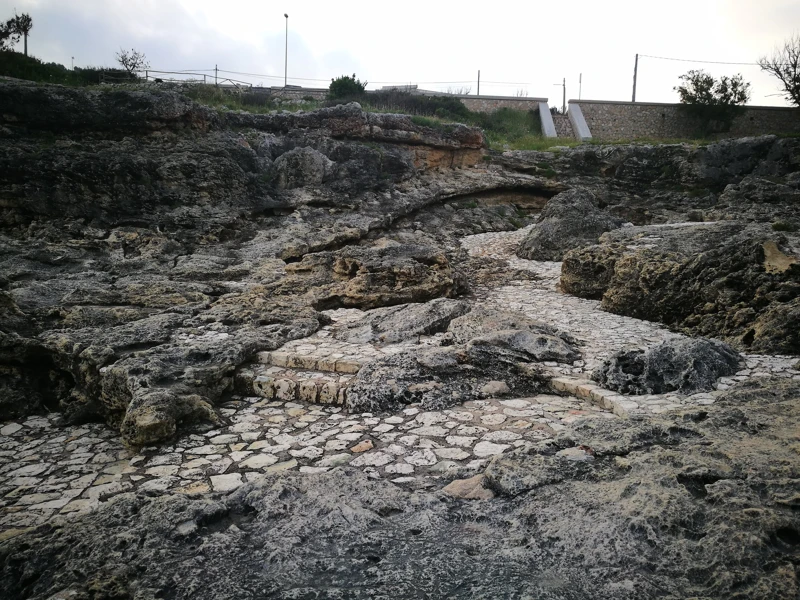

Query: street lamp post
[71,56,74,71]
[284,13,288,88]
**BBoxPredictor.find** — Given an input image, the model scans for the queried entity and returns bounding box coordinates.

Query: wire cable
[640,54,760,66]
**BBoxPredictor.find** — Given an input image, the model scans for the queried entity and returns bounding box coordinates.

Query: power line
[640,54,760,66]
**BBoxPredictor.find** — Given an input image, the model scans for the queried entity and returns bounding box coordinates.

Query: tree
[674,69,751,135]
[115,48,150,76]
[0,22,16,51]
[758,33,800,106]
[10,12,32,56]
[0,12,20,51]
[328,74,367,100]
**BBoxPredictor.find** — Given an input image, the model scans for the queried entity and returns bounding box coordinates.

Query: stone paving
[1,224,798,539]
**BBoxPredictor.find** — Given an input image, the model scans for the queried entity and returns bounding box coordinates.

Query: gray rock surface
[516,188,624,261]
[561,221,800,354]
[2,81,543,444]
[333,298,471,344]
[345,308,581,412]
[447,306,571,344]
[345,342,553,413]
[592,338,742,395]
[2,379,798,600]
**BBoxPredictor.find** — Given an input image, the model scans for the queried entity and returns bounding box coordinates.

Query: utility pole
[562,77,566,114]
[632,53,638,102]
[284,14,289,88]
[215,64,218,86]
[579,73,582,100]
[477,70,480,96]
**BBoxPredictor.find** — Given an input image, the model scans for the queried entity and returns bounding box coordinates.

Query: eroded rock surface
[0,81,551,445]
[333,298,470,344]
[592,338,742,395]
[561,222,800,353]
[2,379,798,600]
[515,187,624,261]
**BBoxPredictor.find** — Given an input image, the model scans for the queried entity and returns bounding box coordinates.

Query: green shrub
[329,74,367,100]
[675,69,751,137]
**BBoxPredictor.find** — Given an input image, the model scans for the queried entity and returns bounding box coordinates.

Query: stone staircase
[235,348,369,406]
[234,343,682,416]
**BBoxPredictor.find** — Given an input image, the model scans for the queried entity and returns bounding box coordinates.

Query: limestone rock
[4,380,799,599]
[271,147,334,190]
[592,338,742,395]
[346,344,551,413]
[447,306,572,345]
[441,474,494,500]
[273,244,466,311]
[333,298,471,344]
[516,188,624,261]
[467,329,580,364]
[561,221,800,354]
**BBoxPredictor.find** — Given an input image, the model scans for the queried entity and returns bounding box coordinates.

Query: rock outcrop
[561,222,800,354]
[333,298,471,344]
[592,338,742,395]
[515,187,624,261]
[2,81,560,445]
[2,379,798,600]
[345,308,580,413]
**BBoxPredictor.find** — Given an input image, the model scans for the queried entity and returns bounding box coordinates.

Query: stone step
[256,349,366,374]
[549,376,642,417]
[236,364,355,406]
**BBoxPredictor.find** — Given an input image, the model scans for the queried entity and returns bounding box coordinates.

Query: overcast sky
[1,0,798,107]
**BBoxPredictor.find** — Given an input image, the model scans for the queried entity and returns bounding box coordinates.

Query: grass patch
[182,85,319,114]
[772,220,799,232]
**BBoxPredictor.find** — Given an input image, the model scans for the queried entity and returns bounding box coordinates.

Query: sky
[1,0,798,107]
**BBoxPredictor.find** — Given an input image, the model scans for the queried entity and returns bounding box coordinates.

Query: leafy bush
[329,73,367,100]
[675,69,751,136]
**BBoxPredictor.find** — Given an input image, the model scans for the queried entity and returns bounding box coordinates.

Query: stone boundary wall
[455,96,544,114]
[552,115,574,138]
[573,99,800,140]
[249,87,329,101]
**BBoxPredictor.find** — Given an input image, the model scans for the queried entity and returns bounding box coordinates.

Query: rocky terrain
[0,81,798,599]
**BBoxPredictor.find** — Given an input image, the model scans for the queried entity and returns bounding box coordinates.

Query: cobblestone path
[2,225,797,539]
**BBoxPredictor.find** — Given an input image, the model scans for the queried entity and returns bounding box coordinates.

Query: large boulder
[592,337,742,395]
[345,343,552,413]
[447,306,573,344]
[347,309,581,412]
[333,298,471,344]
[515,188,625,261]
[561,221,800,354]
[270,147,335,190]
[272,244,466,310]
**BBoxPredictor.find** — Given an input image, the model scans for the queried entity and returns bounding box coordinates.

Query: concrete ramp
[539,102,557,138]
[568,102,592,141]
